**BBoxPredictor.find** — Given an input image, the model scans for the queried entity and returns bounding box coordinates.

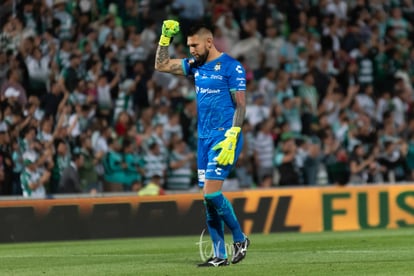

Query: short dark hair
[187,23,214,37]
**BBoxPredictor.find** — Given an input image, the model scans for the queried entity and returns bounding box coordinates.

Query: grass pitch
[0,228,413,276]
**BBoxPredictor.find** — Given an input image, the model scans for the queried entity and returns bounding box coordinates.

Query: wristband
[159,35,171,46]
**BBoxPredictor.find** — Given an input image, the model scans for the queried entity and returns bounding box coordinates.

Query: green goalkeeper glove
[212,127,241,166]
[159,20,180,46]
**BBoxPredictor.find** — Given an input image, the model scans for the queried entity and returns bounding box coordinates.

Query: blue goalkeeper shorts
[197,131,244,187]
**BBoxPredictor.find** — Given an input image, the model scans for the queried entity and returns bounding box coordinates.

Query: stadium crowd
[1,0,414,197]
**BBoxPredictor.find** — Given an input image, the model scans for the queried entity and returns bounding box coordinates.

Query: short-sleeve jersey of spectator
[182,53,246,138]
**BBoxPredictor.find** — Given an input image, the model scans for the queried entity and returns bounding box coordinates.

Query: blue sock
[204,200,226,259]
[205,191,245,243]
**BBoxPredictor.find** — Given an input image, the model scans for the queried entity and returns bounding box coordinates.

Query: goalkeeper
[155,20,249,267]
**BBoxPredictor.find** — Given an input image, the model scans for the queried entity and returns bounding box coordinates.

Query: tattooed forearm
[170,63,182,73]
[154,45,184,75]
[155,46,169,68]
[231,91,246,127]
[233,105,246,127]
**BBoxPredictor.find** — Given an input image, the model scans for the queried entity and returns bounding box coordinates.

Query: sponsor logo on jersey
[210,74,223,80]
[215,168,222,175]
[235,65,243,74]
[214,62,221,71]
[196,87,221,94]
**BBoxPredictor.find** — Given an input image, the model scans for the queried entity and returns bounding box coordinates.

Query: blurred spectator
[163,111,183,143]
[152,100,170,127]
[41,81,66,117]
[85,57,102,84]
[20,151,50,198]
[0,50,8,87]
[342,23,362,57]
[280,32,300,71]
[298,72,319,135]
[136,106,153,134]
[354,43,375,87]
[25,47,51,98]
[11,138,23,195]
[236,119,255,188]
[275,133,301,186]
[53,0,74,40]
[60,54,81,94]
[120,138,144,191]
[302,137,322,186]
[138,174,165,196]
[51,138,71,193]
[140,19,157,53]
[96,74,113,121]
[348,144,376,185]
[59,150,84,194]
[166,138,194,190]
[262,25,285,71]
[326,0,348,21]
[387,7,410,39]
[406,132,414,179]
[68,103,90,138]
[321,129,349,185]
[78,134,101,194]
[231,17,263,78]
[274,71,294,105]
[253,118,275,187]
[129,61,151,111]
[103,137,124,192]
[1,68,27,106]
[37,116,53,144]
[258,68,277,105]
[114,111,132,138]
[378,139,410,183]
[126,33,149,69]
[338,59,359,91]
[0,128,13,194]
[281,95,302,134]
[321,19,342,55]
[245,93,270,128]
[355,84,376,120]
[143,141,166,185]
[179,97,197,150]
[286,0,306,32]
[215,11,240,48]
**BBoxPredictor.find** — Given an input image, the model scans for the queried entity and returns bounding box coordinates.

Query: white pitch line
[0,254,144,258]
[319,250,413,254]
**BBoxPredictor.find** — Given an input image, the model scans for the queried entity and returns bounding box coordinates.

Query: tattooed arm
[231,91,246,127]
[154,45,185,75]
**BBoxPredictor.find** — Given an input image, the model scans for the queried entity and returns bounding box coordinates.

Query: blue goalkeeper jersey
[182,53,246,138]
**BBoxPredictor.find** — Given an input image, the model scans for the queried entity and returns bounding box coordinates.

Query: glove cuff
[159,35,171,46]
[225,127,241,138]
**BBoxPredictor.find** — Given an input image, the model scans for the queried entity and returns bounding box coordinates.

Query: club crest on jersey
[214,62,221,71]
